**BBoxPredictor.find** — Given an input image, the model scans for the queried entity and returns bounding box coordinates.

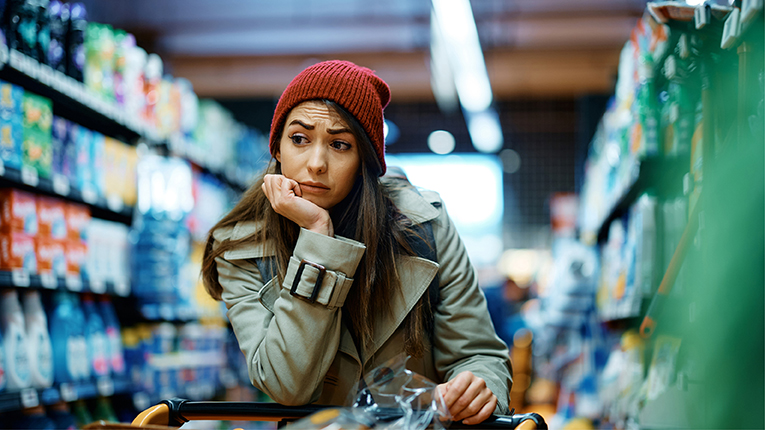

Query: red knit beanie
[269,60,391,175]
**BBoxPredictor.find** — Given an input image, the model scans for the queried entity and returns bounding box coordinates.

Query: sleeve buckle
[291,259,326,303]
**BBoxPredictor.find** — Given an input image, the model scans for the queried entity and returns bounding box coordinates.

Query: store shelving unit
[0,375,133,414]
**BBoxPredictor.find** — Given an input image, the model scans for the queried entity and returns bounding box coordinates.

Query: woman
[202,60,512,425]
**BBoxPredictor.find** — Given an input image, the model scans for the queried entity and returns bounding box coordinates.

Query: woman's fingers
[450,375,487,420]
[461,394,497,425]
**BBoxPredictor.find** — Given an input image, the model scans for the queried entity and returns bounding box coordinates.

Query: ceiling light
[428,130,456,154]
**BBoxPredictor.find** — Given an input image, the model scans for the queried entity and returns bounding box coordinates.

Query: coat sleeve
[216,227,365,405]
[427,196,514,414]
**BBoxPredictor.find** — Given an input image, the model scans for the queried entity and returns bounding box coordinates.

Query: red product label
[65,240,88,275]
[35,237,66,276]
[0,232,37,271]
[37,196,67,239]
[65,202,91,241]
[0,188,38,234]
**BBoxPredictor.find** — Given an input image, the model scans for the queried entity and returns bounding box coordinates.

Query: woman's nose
[306,144,328,174]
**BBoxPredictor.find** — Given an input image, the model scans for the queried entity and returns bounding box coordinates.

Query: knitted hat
[269,60,391,175]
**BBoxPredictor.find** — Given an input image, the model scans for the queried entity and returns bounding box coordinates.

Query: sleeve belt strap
[284,256,353,308]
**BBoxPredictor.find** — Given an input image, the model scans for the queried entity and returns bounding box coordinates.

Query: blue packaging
[82,294,109,377]
[73,124,94,192]
[90,131,105,197]
[48,291,78,384]
[51,116,69,177]
[0,81,24,170]
[99,296,126,376]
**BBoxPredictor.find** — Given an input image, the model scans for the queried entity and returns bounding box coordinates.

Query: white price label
[97,377,115,397]
[106,195,124,212]
[20,388,39,408]
[20,166,39,186]
[81,186,98,204]
[89,278,106,294]
[65,275,83,292]
[114,280,130,297]
[60,383,77,402]
[52,174,71,196]
[40,273,57,289]
[12,270,30,287]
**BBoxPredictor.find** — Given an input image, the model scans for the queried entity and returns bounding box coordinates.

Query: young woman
[202,60,512,425]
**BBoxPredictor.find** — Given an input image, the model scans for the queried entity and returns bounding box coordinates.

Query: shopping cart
[127,398,548,429]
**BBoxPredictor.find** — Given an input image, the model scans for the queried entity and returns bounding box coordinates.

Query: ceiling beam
[168,48,620,100]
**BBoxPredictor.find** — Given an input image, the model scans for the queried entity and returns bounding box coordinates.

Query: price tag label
[113,280,130,297]
[20,388,39,408]
[81,186,98,204]
[60,383,77,402]
[12,270,30,287]
[106,195,124,212]
[40,273,57,289]
[89,278,106,294]
[52,174,71,196]
[20,166,39,186]
[97,377,114,397]
[65,275,83,292]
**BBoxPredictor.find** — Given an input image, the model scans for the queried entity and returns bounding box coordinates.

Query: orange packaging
[36,196,67,239]
[35,237,66,276]
[0,188,38,235]
[65,239,88,276]
[0,231,37,272]
[65,202,91,241]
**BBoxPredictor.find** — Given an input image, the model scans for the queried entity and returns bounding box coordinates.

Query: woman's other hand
[437,371,498,425]
[262,174,334,236]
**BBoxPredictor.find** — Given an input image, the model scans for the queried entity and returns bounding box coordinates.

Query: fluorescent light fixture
[466,110,503,153]
[428,130,456,154]
[431,0,504,153]
[431,0,493,112]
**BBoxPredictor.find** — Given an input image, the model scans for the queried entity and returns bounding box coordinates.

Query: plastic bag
[285,354,451,429]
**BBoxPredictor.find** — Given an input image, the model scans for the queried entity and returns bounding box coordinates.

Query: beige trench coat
[213,182,513,414]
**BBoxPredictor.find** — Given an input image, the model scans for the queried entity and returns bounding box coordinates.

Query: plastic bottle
[71,399,93,428]
[21,290,53,389]
[99,296,125,376]
[66,3,87,82]
[91,397,118,423]
[48,291,85,383]
[82,293,109,377]
[0,289,32,390]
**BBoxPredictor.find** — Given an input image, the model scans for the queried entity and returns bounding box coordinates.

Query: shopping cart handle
[132,399,547,429]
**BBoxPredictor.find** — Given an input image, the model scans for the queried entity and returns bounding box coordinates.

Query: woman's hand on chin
[262,174,334,236]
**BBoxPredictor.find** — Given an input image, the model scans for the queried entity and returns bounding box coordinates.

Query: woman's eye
[331,140,351,151]
[290,134,307,145]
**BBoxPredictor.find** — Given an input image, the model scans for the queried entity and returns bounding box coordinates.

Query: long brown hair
[201,100,433,358]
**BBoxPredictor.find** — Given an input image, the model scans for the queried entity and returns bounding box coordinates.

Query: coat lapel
[362,255,439,364]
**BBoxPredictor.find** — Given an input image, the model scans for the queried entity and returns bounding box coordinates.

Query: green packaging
[22,92,53,178]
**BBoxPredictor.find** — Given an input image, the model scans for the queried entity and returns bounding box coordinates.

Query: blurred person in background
[201,60,512,425]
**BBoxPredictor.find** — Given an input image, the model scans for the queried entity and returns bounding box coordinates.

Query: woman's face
[276,100,362,210]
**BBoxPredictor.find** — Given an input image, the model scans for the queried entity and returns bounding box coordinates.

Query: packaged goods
[22,92,53,178]
[0,80,24,170]
[47,1,69,73]
[82,293,109,377]
[36,195,66,239]
[21,290,54,389]
[0,232,37,272]
[66,2,87,82]
[0,188,38,234]
[0,289,32,389]
[49,291,88,383]
[64,239,87,277]
[64,201,90,241]
[35,236,66,276]
[99,296,126,375]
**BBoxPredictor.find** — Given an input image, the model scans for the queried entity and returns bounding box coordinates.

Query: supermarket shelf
[0,164,134,225]
[0,270,131,297]
[166,135,250,192]
[596,156,687,243]
[0,375,133,413]
[0,45,160,145]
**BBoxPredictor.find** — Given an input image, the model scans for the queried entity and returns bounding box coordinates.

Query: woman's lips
[299,182,330,194]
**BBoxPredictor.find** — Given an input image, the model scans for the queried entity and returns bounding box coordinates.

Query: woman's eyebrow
[327,127,352,135]
[288,119,314,130]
